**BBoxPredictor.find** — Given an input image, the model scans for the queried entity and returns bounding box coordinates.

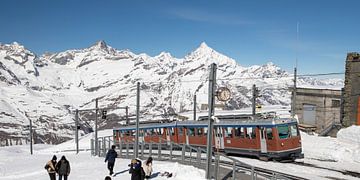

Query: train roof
[113,118,298,131]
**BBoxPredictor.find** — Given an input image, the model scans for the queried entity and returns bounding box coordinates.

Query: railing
[91,136,307,180]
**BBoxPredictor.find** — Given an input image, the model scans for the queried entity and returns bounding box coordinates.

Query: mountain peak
[91,40,108,49]
[198,42,212,51]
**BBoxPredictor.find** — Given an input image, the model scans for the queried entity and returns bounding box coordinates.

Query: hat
[131,159,137,164]
[52,155,57,161]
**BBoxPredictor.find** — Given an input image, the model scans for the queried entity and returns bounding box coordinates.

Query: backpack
[44,164,49,170]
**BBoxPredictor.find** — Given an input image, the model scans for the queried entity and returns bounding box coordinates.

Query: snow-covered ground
[0,145,205,180]
[1,126,360,180]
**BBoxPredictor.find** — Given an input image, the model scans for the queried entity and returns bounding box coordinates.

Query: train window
[204,128,208,136]
[151,129,156,136]
[234,127,245,138]
[131,130,136,136]
[277,125,290,139]
[196,128,202,136]
[188,128,195,136]
[145,129,151,136]
[139,130,144,136]
[266,128,273,140]
[169,128,175,136]
[178,127,184,136]
[225,127,233,138]
[246,127,256,139]
[157,128,163,135]
[290,124,299,137]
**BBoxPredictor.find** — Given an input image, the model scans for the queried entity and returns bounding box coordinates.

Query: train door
[215,127,224,149]
[259,127,267,153]
[185,128,189,145]
[166,128,171,145]
[139,129,144,143]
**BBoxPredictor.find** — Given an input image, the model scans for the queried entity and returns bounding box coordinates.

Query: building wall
[343,52,360,126]
[295,88,341,132]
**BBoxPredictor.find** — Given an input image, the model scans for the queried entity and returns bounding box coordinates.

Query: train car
[113,117,303,161]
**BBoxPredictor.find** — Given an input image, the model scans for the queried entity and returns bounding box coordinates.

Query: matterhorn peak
[196,42,213,52]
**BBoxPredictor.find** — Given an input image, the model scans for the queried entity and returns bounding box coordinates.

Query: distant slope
[0,41,344,145]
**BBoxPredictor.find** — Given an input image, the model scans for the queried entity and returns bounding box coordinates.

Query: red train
[113,117,303,161]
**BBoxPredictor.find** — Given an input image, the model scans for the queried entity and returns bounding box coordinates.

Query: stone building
[294,87,342,133]
[343,52,360,126]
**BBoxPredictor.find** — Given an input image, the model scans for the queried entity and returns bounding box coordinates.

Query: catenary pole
[252,84,256,118]
[292,68,297,118]
[205,63,216,179]
[95,98,98,155]
[135,82,140,158]
[194,93,197,120]
[75,109,79,154]
[126,106,129,125]
[30,119,33,155]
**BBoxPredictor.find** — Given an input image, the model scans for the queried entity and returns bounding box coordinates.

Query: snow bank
[337,125,360,145]
[302,125,360,164]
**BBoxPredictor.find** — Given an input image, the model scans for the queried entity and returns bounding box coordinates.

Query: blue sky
[0,0,359,74]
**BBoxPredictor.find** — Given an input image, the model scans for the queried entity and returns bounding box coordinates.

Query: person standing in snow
[45,155,57,180]
[142,157,153,179]
[129,158,145,180]
[105,145,118,176]
[55,156,71,180]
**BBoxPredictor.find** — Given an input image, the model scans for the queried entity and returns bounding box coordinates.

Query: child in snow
[142,157,153,179]
[129,158,145,180]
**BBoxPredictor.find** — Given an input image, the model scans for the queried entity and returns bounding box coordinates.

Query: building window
[332,99,340,107]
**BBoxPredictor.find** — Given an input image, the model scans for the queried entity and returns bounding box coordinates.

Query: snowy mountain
[0,41,344,146]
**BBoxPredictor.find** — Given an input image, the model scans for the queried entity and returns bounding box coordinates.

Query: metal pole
[30,119,33,155]
[291,68,297,118]
[126,106,129,125]
[206,63,217,179]
[194,93,197,120]
[75,109,79,154]
[95,98,98,155]
[135,82,140,158]
[252,84,256,118]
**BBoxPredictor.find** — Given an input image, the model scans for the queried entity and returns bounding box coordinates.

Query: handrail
[94,135,307,180]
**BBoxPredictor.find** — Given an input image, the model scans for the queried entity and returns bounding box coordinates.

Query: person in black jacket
[129,158,145,180]
[105,145,118,175]
[55,156,71,180]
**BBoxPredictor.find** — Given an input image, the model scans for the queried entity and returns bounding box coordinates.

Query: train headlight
[281,143,284,146]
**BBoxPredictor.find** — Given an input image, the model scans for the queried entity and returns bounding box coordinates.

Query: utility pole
[95,98,98,155]
[205,63,217,179]
[291,68,297,118]
[193,92,197,121]
[29,119,33,155]
[75,109,79,154]
[135,82,140,158]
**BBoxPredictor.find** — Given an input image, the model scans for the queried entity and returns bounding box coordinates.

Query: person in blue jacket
[105,145,118,175]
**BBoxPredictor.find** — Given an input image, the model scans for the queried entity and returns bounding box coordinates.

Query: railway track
[292,161,360,178]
